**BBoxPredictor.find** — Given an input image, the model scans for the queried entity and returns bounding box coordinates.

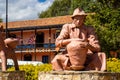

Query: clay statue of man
[51,8,106,71]
[0,25,19,71]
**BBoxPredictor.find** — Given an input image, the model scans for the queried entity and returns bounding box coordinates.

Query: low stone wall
[0,71,25,80]
[38,71,120,80]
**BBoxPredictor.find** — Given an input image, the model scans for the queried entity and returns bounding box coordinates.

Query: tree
[39,0,71,18]
[39,0,98,18]
[0,18,2,22]
[85,0,120,53]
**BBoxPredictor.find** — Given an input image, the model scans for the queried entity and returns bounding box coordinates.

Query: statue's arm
[55,24,71,48]
[87,27,101,52]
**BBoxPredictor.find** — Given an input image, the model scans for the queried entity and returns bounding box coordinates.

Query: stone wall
[0,71,25,80]
[38,71,120,80]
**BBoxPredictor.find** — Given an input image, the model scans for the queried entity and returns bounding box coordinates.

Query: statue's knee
[51,55,60,63]
[0,54,6,59]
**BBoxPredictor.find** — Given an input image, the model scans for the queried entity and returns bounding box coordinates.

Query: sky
[0,0,54,22]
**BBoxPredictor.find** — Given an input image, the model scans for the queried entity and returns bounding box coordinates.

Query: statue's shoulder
[62,23,73,31]
[63,23,76,29]
[62,23,72,28]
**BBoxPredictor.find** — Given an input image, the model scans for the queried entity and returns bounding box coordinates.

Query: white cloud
[0,0,54,22]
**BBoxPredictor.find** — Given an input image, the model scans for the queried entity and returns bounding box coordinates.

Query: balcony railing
[16,43,55,48]
[15,43,56,53]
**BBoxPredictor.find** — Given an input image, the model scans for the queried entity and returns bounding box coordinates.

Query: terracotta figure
[51,8,106,71]
[0,25,19,71]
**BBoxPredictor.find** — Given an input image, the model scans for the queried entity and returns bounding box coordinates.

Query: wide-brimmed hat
[71,8,87,19]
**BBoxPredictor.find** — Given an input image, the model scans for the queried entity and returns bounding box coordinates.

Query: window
[42,55,49,63]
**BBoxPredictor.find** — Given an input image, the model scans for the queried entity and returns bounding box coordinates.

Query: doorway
[24,54,32,61]
[36,32,44,47]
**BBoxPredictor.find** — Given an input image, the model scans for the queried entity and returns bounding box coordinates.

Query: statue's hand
[79,41,89,48]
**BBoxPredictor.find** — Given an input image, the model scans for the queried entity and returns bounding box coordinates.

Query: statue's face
[72,15,85,27]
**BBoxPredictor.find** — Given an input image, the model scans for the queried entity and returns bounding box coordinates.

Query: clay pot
[4,38,19,49]
[66,40,88,70]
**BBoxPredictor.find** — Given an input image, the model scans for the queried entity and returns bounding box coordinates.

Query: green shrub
[7,64,52,80]
[7,59,120,80]
[107,58,120,72]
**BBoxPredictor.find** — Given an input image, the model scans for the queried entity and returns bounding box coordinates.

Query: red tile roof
[1,15,73,29]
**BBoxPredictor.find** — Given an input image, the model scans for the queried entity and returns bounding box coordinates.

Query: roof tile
[1,15,72,29]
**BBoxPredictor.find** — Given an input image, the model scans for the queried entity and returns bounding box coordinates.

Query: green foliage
[70,0,98,13]
[107,58,120,72]
[0,18,2,22]
[7,59,120,78]
[97,0,120,9]
[39,0,99,18]
[85,3,120,53]
[93,1,120,53]
[39,0,71,18]
[7,64,52,80]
